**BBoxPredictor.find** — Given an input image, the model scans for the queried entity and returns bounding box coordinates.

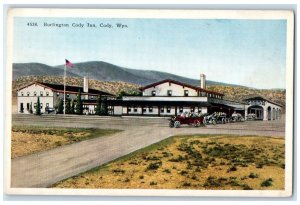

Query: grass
[11,125,122,158]
[52,134,285,190]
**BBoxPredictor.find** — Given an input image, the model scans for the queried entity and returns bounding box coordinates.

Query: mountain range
[13,61,243,87]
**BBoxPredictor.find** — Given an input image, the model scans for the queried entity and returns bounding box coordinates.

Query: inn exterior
[16,77,114,115]
[109,74,248,117]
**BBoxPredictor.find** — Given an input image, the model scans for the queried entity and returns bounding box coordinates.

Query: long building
[109,74,248,117]
[16,77,114,114]
[16,74,283,120]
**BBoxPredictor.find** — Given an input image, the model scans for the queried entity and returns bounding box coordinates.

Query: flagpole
[64,63,66,115]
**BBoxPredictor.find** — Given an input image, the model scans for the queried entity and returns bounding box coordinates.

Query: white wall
[17,84,54,114]
[143,82,198,96]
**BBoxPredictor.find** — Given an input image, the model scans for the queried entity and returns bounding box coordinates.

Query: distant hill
[13,61,242,87]
[13,63,80,80]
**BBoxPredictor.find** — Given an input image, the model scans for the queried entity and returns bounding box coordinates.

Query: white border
[4,8,295,197]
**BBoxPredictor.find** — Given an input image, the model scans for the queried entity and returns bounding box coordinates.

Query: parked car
[246,113,257,121]
[169,112,205,128]
[228,113,244,122]
[45,107,56,114]
[205,112,227,125]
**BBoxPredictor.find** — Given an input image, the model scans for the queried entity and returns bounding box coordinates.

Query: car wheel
[194,120,200,127]
[169,121,174,128]
[212,119,217,125]
[174,121,181,128]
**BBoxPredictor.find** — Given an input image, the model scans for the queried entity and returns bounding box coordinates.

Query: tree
[29,102,33,114]
[75,90,83,115]
[95,96,101,115]
[70,99,75,114]
[100,97,108,115]
[57,98,64,114]
[65,98,72,114]
[35,97,41,115]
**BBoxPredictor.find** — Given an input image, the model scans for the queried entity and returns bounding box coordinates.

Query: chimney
[83,76,89,93]
[200,74,206,89]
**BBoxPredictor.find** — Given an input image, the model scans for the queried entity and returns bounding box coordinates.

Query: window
[27,103,30,110]
[27,92,30,96]
[91,96,94,99]
[151,90,156,96]
[128,107,131,112]
[191,107,194,112]
[46,103,49,107]
[200,92,206,97]
[57,92,60,96]
[160,107,164,113]
[67,94,70,98]
[21,92,24,96]
[149,107,153,113]
[46,92,49,96]
[179,107,183,113]
[40,103,43,108]
[167,90,172,96]
[40,91,43,96]
[34,91,37,96]
[134,107,138,112]
[198,108,202,114]
[167,107,171,113]
[184,90,189,97]
[142,107,146,112]
[34,103,37,108]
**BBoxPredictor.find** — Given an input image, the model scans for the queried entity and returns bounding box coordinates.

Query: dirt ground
[11,126,121,158]
[53,135,285,190]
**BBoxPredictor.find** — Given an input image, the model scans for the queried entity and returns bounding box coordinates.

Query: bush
[227,165,237,172]
[147,161,162,170]
[182,182,191,187]
[261,178,273,187]
[112,168,125,173]
[150,181,157,185]
[163,169,171,173]
[249,173,259,179]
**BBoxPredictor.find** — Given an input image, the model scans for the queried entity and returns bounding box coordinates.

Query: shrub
[112,168,125,173]
[227,165,237,172]
[261,178,273,187]
[139,175,144,179]
[182,182,191,187]
[242,184,253,190]
[249,173,259,179]
[147,161,162,170]
[124,178,130,182]
[150,181,157,185]
[180,170,188,175]
[163,169,171,174]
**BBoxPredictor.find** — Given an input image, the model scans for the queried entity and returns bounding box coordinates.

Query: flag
[65,59,73,68]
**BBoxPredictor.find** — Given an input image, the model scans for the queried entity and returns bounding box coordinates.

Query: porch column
[263,108,268,121]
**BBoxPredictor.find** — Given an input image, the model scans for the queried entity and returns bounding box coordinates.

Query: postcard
[5,8,294,197]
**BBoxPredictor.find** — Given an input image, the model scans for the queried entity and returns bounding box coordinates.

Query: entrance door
[20,103,24,113]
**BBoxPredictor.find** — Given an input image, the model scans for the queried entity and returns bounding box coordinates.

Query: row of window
[150,90,222,98]
[21,91,50,97]
[127,107,202,113]
[151,90,190,97]
[26,102,50,109]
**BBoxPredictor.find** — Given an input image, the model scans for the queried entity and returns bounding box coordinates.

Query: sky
[13,17,287,89]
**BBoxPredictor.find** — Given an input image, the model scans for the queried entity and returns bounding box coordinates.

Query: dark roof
[139,79,224,96]
[18,82,114,96]
[244,96,283,107]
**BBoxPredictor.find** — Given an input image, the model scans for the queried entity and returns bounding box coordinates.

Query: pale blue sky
[13,17,287,89]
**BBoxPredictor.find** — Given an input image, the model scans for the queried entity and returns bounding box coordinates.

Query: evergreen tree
[75,90,83,115]
[70,99,75,114]
[100,97,108,115]
[65,98,72,114]
[29,102,33,114]
[57,98,64,114]
[95,96,101,115]
[35,97,41,115]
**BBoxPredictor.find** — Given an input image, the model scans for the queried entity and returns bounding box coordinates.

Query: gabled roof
[17,82,114,96]
[139,79,224,96]
[244,96,283,107]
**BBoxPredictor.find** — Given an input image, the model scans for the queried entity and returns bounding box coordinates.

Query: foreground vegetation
[52,135,285,190]
[11,126,121,158]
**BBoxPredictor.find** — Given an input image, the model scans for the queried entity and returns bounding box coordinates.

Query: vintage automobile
[169,112,205,128]
[228,112,244,122]
[205,112,227,125]
[246,113,257,121]
[45,107,56,114]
